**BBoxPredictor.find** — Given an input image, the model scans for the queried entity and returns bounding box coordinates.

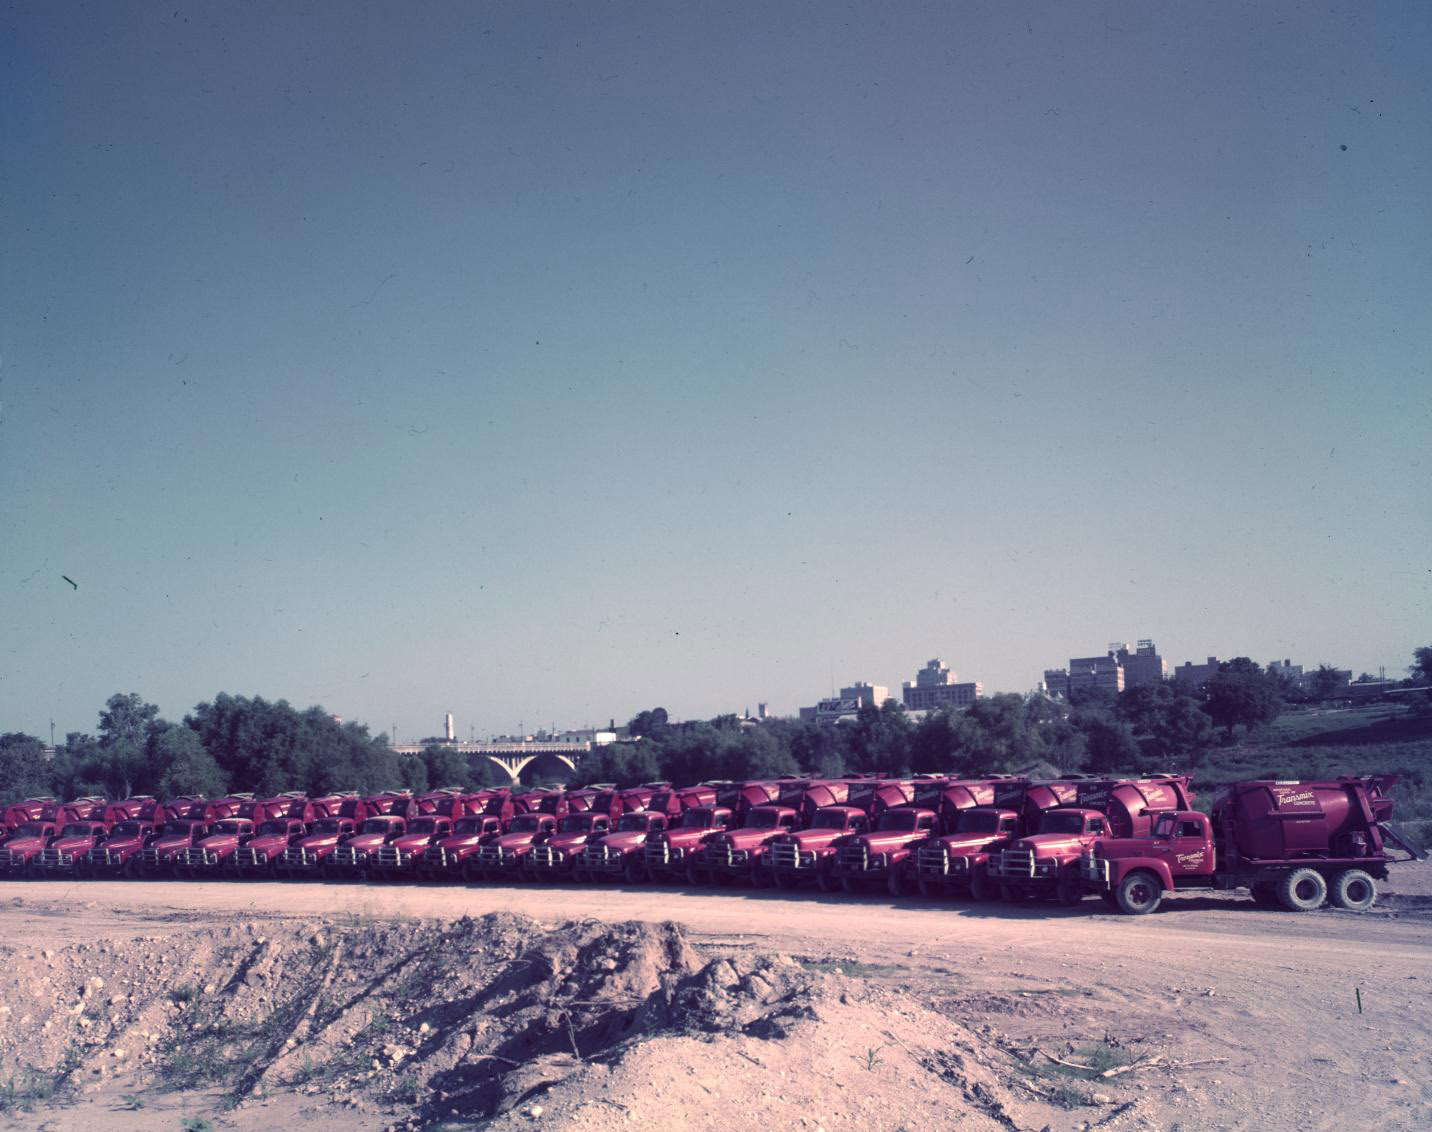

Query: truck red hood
[495,832,539,849]
[714,829,780,848]
[297,835,340,850]
[3,837,46,851]
[392,834,437,851]
[1012,834,1090,856]
[152,836,195,852]
[52,837,97,853]
[597,831,648,851]
[345,833,389,851]
[846,831,925,850]
[929,833,1005,853]
[545,832,595,851]
[243,835,289,853]
[199,835,239,851]
[776,829,844,849]
[661,828,715,847]
[436,834,482,851]
[99,836,143,851]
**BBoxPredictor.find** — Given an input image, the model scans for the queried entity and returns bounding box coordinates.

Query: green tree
[627,707,670,739]
[98,693,160,749]
[1203,659,1283,738]
[1071,709,1140,773]
[1409,646,1432,685]
[844,700,914,775]
[0,732,53,799]
[1307,664,1347,701]
[422,744,470,788]
[152,724,227,797]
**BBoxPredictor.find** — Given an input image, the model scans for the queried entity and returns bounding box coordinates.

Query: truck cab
[279,818,357,876]
[988,808,1112,903]
[139,820,212,877]
[526,811,612,878]
[475,813,558,879]
[829,807,939,891]
[574,810,670,882]
[328,815,408,877]
[762,806,872,890]
[373,816,452,878]
[232,818,308,876]
[0,821,58,873]
[85,819,159,877]
[693,805,801,884]
[37,821,111,877]
[907,806,1022,899]
[642,806,734,880]
[422,815,506,881]
[181,818,256,876]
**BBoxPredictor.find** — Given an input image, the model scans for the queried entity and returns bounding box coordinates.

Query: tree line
[2,647,1427,803]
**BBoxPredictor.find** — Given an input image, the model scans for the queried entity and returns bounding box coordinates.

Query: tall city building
[901,658,983,711]
[1044,639,1165,698]
[1174,657,1222,685]
[799,681,890,724]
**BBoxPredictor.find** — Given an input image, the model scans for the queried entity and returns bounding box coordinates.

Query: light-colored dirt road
[4,877,1431,1131]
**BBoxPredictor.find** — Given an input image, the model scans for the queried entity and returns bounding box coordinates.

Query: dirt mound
[0,913,1031,1131]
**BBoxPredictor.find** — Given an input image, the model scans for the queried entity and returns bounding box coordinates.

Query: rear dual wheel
[1329,868,1376,912]
[1277,867,1328,912]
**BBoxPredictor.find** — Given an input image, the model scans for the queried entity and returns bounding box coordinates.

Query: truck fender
[1111,857,1173,891]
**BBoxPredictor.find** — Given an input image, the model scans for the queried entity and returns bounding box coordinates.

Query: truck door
[1169,817,1212,875]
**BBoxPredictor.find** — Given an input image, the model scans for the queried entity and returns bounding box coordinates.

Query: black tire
[1056,871,1086,907]
[917,878,943,900]
[887,870,908,898]
[623,858,646,885]
[840,877,858,894]
[123,858,141,880]
[773,872,798,891]
[1114,871,1163,915]
[685,862,706,886]
[969,868,995,902]
[749,867,770,888]
[1277,867,1328,912]
[1249,879,1280,906]
[1000,882,1029,902]
[817,871,839,894]
[1329,868,1376,912]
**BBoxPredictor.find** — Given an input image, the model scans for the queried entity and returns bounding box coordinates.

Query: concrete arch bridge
[389,741,587,785]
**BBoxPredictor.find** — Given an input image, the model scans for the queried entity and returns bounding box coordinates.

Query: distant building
[799,681,889,724]
[1120,640,1167,688]
[444,712,456,742]
[1044,639,1165,698]
[1174,657,1221,686]
[901,658,983,712]
[1268,659,1303,683]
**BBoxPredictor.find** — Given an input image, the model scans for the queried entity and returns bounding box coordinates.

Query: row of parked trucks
[0,774,1422,913]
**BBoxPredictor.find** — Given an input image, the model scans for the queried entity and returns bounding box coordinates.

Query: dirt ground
[1,861,1430,1132]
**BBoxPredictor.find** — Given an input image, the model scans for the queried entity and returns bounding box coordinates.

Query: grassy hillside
[1194,704,1432,846]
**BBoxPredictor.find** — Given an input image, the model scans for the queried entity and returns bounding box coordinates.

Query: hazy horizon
[4,2,1429,744]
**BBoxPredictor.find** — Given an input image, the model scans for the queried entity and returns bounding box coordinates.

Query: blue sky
[3,2,1429,743]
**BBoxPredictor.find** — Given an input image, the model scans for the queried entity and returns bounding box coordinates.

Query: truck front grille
[917,846,949,876]
[837,844,871,872]
[376,846,406,868]
[996,849,1035,877]
[234,847,266,867]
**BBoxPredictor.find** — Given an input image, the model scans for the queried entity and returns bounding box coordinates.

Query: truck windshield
[111,821,142,837]
[812,811,849,830]
[558,816,592,833]
[510,816,541,832]
[453,819,484,835]
[617,814,649,832]
[681,810,714,828]
[957,811,1000,834]
[745,810,780,830]
[409,819,438,834]
[12,823,48,837]
[161,822,194,836]
[877,811,920,832]
[361,820,398,834]
[255,821,288,836]
[310,820,342,834]
[1040,811,1087,834]
[59,824,94,837]
[211,821,246,835]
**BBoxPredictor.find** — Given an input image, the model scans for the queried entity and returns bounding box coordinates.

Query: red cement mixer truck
[1080,776,1427,914]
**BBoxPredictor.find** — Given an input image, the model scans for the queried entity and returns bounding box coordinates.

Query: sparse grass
[169,983,198,1005]
[180,1118,214,1132]
[0,1068,69,1114]
[795,957,901,979]
[384,1070,422,1105]
[1040,1081,1097,1109]
[858,1043,888,1071]
[120,1093,146,1110]
[1035,1039,1141,1082]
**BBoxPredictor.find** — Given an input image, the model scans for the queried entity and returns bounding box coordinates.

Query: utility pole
[50,719,55,747]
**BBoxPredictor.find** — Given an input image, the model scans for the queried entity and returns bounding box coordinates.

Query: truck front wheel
[1114,871,1163,915]
[1277,867,1328,912]
[1056,872,1085,906]
[1329,868,1376,911]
